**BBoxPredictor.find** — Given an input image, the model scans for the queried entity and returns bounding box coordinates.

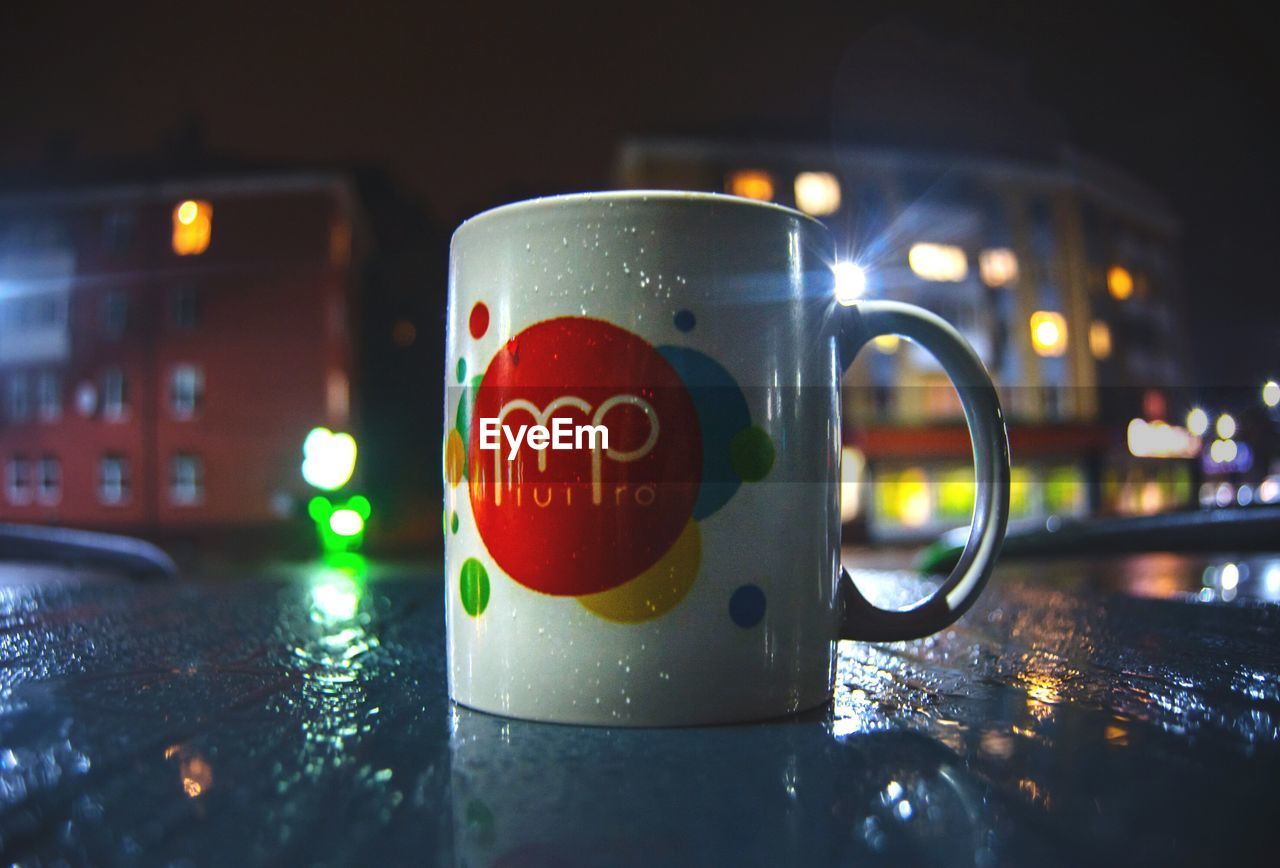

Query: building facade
[616,140,1197,537]
[0,174,359,532]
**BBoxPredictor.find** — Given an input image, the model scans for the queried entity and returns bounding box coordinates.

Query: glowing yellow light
[1264,380,1280,408]
[873,334,900,353]
[896,468,931,528]
[302,427,358,491]
[177,200,199,225]
[727,169,774,201]
[329,508,364,537]
[1107,265,1133,300]
[978,248,1018,287]
[908,243,968,282]
[1186,408,1209,437]
[793,171,841,216]
[1088,320,1112,359]
[1029,311,1068,357]
[171,200,212,255]
[1210,438,1238,464]
[1127,418,1200,459]
[1216,413,1236,439]
[833,261,866,305]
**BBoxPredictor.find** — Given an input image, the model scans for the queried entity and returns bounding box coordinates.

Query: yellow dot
[444,429,465,487]
[579,520,700,623]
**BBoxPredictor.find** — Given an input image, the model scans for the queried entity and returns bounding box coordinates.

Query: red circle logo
[468,318,701,595]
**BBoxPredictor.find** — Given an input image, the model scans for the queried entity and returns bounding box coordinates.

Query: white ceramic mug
[444,192,1009,726]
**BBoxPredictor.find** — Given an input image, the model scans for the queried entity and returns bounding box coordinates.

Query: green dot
[460,558,490,616]
[730,426,775,482]
[450,512,459,534]
[456,357,466,383]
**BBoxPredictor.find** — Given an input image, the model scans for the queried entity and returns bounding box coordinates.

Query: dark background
[1,0,1274,385]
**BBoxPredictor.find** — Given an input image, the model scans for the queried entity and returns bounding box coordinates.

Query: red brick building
[0,173,360,532]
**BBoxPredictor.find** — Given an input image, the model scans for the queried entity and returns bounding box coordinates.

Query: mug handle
[838,300,1011,641]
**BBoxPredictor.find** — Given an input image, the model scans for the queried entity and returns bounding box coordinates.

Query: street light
[1264,380,1280,408]
[1216,413,1237,440]
[833,261,867,306]
[1186,407,1209,438]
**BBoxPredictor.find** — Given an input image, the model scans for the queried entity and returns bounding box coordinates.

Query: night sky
[2,0,1275,386]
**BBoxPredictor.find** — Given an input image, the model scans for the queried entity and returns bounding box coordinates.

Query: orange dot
[444,429,465,487]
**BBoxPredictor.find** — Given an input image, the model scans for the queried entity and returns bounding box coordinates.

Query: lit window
[727,170,774,202]
[1030,311,1068,357]
[103,368,126,420]
[793,171,841,216]
[172,200,212,256]
[908,243,968,282]
[170,365,204,419]
[5,456,31,505]
[99,455,129,505]
[1088,320,1112,359]
[1107,265,1133,300]
[172,285,200,330]
[170,454,204,506]
[978,248,1018,287]
[5,374,30,422]
[103,290,128,338]
[36,372,61,421]
[37,456,61,504]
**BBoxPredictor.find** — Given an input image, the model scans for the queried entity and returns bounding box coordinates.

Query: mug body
[445,192,841,725]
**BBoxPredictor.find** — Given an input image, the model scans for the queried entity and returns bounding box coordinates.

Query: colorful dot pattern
[450,305,779,626]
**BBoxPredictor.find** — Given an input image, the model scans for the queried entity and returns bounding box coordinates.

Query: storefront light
[794,171,841,216]
[1030,311,1068,357]
[908,243,968,282]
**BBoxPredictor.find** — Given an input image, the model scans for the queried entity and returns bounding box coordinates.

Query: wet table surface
[2,553,1280,867]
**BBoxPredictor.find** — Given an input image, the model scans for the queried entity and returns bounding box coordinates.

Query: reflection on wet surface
[1,554,1278,865]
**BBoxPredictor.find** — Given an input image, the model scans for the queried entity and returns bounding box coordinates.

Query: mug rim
[454,190,829,237]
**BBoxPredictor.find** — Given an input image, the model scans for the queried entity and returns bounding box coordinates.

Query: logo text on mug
[477,395,659,504]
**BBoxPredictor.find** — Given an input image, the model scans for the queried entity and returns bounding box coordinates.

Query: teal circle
[657,345,750,519]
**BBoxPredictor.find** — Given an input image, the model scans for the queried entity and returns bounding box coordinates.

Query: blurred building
[0,173,360,533]
[617,139,1198,538]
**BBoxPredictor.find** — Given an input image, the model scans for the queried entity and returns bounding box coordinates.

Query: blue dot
[673,309,696,332]
[729,584,766,628]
